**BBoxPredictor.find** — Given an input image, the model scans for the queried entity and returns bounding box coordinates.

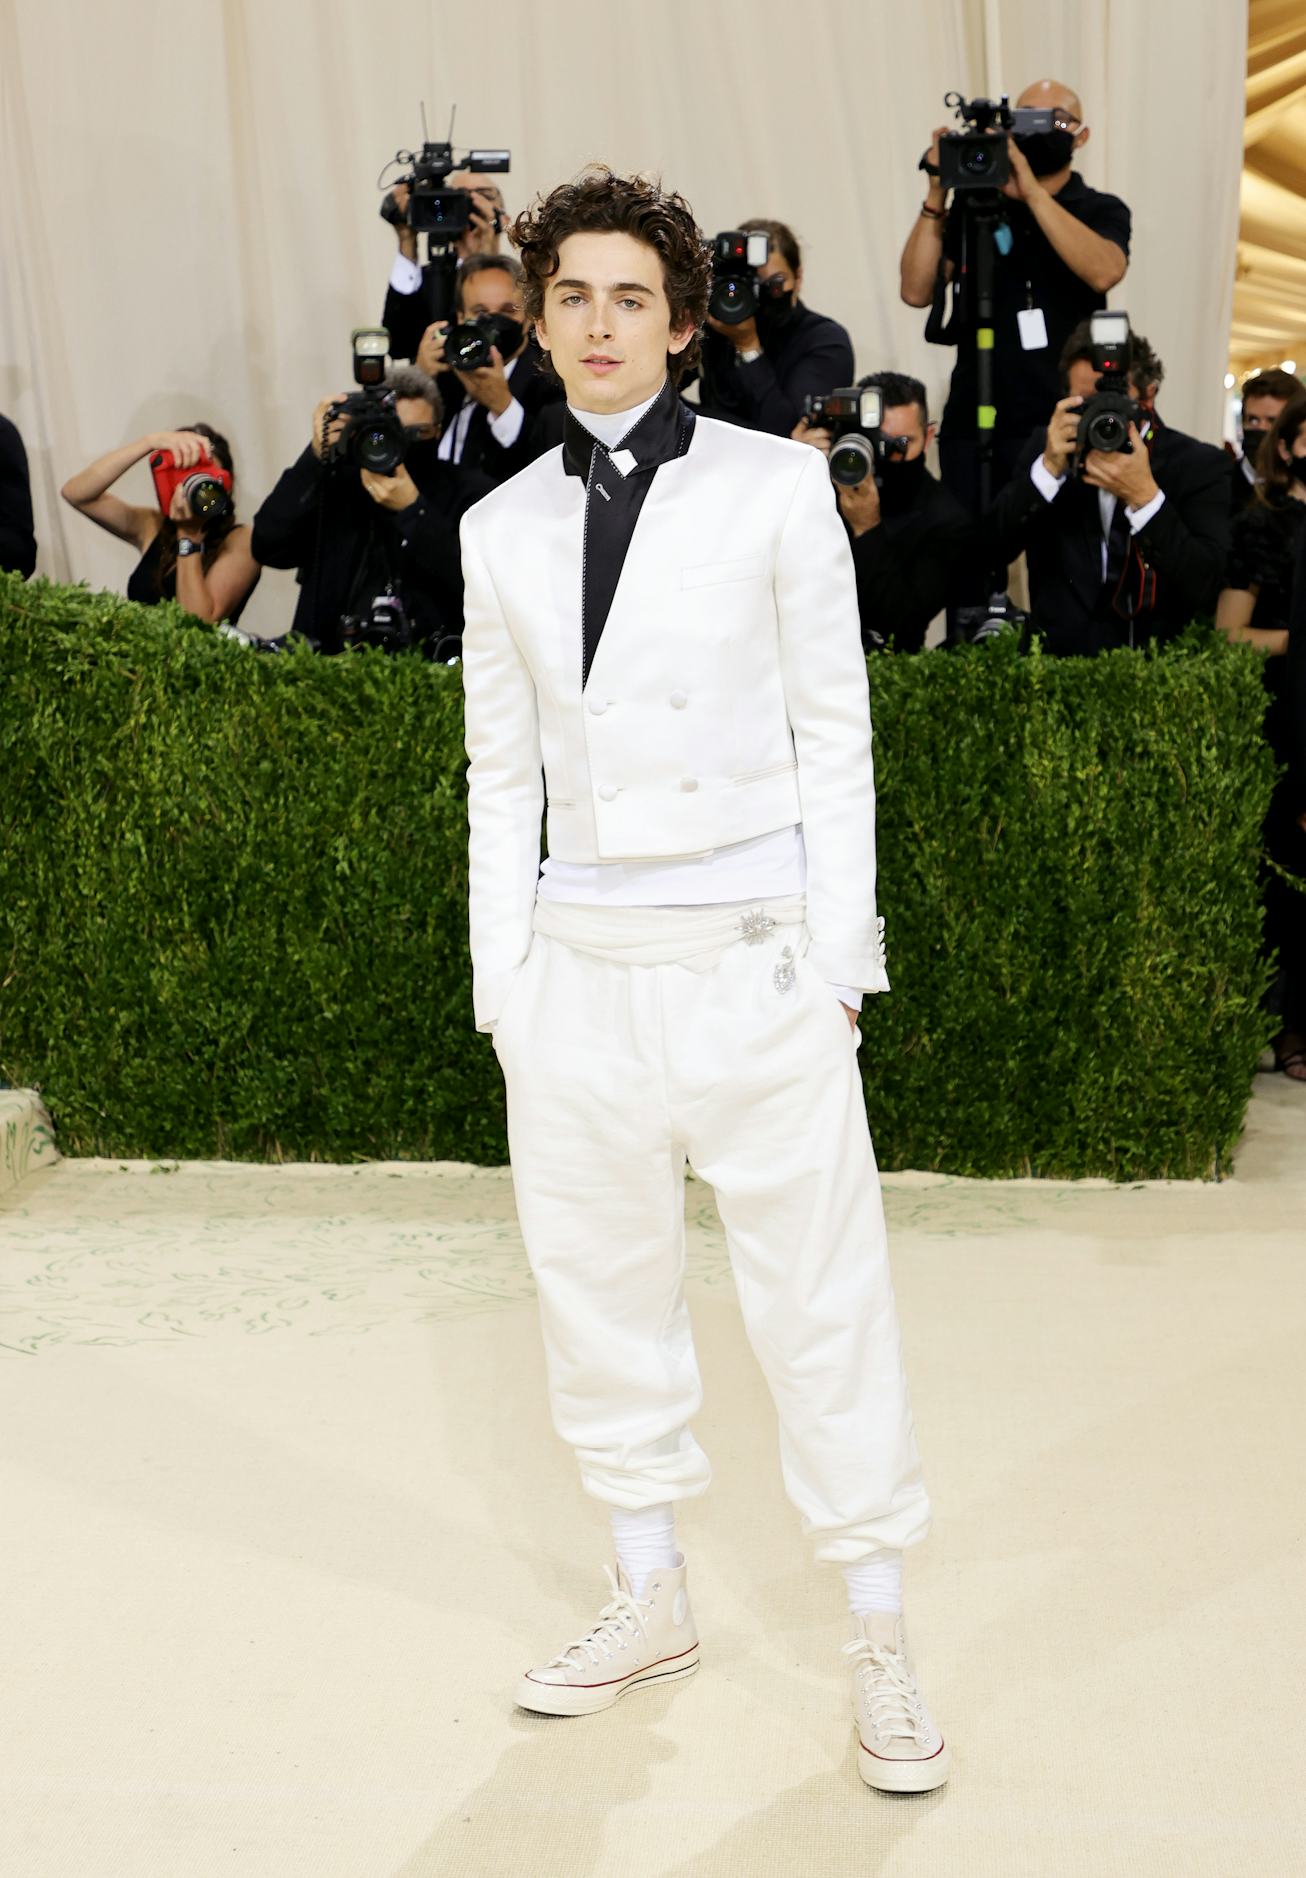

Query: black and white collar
[563,375,694,481]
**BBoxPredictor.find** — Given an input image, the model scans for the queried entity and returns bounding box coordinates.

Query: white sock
[842,1549,904,1616]
[610,1502,679,1598]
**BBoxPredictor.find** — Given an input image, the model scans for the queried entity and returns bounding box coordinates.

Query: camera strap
[1110,543,1157,624]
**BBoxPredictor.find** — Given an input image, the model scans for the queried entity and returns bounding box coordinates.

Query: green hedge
[0,572,1277,1178]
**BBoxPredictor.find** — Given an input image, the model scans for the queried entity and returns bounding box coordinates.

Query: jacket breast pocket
[680,555,769,590]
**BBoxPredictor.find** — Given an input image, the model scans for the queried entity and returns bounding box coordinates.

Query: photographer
[0,412,36,577]
[60,423,259,625]
[695,218,853,436]
[901,80,1130,515]
[986,321,1231,655]
[1217,393,1306,1078]
[382,171,508,364]
[792,371,977,652]
[411,255,563,483]
[251,363,491,657]
[1229,368,1300,515]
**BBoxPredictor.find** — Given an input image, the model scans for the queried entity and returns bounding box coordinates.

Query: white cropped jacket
[459,413,889,1033]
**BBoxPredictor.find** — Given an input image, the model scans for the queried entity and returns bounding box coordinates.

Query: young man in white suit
[459,168,950,1793]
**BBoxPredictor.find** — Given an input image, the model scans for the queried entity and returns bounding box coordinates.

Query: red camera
[149,448,234,525]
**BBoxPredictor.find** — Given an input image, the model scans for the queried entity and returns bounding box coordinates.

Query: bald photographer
[901,81,1131,516]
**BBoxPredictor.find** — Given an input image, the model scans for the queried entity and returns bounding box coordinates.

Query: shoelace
[841,1636,930,1746]
[546,1563,654,1670]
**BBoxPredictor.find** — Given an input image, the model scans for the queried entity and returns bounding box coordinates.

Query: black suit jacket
[251,446,491,653]
[0,413,36,578]
[382,267,446,364]
[987,420,1232,654]
[433,338,565,483]
[848,470,978,653]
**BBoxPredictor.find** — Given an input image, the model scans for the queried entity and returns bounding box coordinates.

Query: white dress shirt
[533,386,862,1012]
[1029,454,1166,578]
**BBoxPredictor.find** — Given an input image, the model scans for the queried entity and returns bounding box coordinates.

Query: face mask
[402,437,441,475]
[477,312,525,359]
[1014,127,1076,176]
[756,284,798,335]
[1289,453,1306,489]
[877,454,926,514]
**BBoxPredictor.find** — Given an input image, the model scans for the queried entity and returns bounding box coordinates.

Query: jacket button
[587,696,609,715]
[669,690,687,709]
[598,783,619,801]
[679,776,698,792]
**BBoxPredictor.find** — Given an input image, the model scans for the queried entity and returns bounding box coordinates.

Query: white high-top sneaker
[843,1609,951,1792]
[513,1551,701,1716]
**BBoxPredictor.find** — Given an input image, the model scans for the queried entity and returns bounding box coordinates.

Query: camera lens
[962,142,995,176]
[829,435,875,487]
[181,473,232,524]
[1086,411,1126,452]
[708,276,757,324]
[447,323,490,371]
[357,426,404,475]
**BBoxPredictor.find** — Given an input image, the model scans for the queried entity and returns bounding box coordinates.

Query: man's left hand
[706,313,761,352]
[453,346,513,415]
[1081,424,1160,509]
[836,473,881,537]
[840,1002,858,1029]
[360,464,420,512]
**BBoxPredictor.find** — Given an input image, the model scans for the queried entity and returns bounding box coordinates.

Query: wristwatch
[736,346,763,365]
[176,538,203,558]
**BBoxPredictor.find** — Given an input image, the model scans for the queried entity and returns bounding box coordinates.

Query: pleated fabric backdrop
[0,0,1245,637]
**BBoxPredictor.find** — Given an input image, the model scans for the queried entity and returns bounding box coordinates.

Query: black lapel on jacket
[562,377,696,691]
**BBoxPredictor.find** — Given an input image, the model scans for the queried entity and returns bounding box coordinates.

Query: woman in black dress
[60,423,259,626]
[1216,390,1306,1080]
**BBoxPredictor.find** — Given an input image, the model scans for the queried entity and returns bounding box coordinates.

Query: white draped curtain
[0,0,1246,636]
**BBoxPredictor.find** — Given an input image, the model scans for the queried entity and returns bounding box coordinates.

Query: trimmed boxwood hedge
[0,572,1277,1177]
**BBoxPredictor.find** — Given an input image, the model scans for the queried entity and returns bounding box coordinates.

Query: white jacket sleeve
[459,511,544,1032]
[774,447,889,994]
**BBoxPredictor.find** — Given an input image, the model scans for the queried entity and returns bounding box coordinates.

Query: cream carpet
[2,1079,1304,1877]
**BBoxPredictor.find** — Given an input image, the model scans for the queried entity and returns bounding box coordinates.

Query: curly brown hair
[511,166,710,386]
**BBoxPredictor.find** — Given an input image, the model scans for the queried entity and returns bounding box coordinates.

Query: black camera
[804,386,909,488]
[322,329,408,476]
[937,92,1057,193]
[1075,309,1139,463]
[379,125,510,239]
[340,588,416,654]
[707,230,772,324]
[443,311,525,373]
[952,590,1029,645]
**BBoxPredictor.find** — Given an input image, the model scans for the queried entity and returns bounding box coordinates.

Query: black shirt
[694,302,854,436]
[848,468,978,653]
[939,172,1131,441]
[0,413,36,578]
[1225,496,1306,770]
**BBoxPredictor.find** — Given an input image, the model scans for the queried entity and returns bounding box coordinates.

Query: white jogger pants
[489,892,931,1566]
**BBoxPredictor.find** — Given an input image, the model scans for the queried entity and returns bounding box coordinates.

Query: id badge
[1017,307,1049,350]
